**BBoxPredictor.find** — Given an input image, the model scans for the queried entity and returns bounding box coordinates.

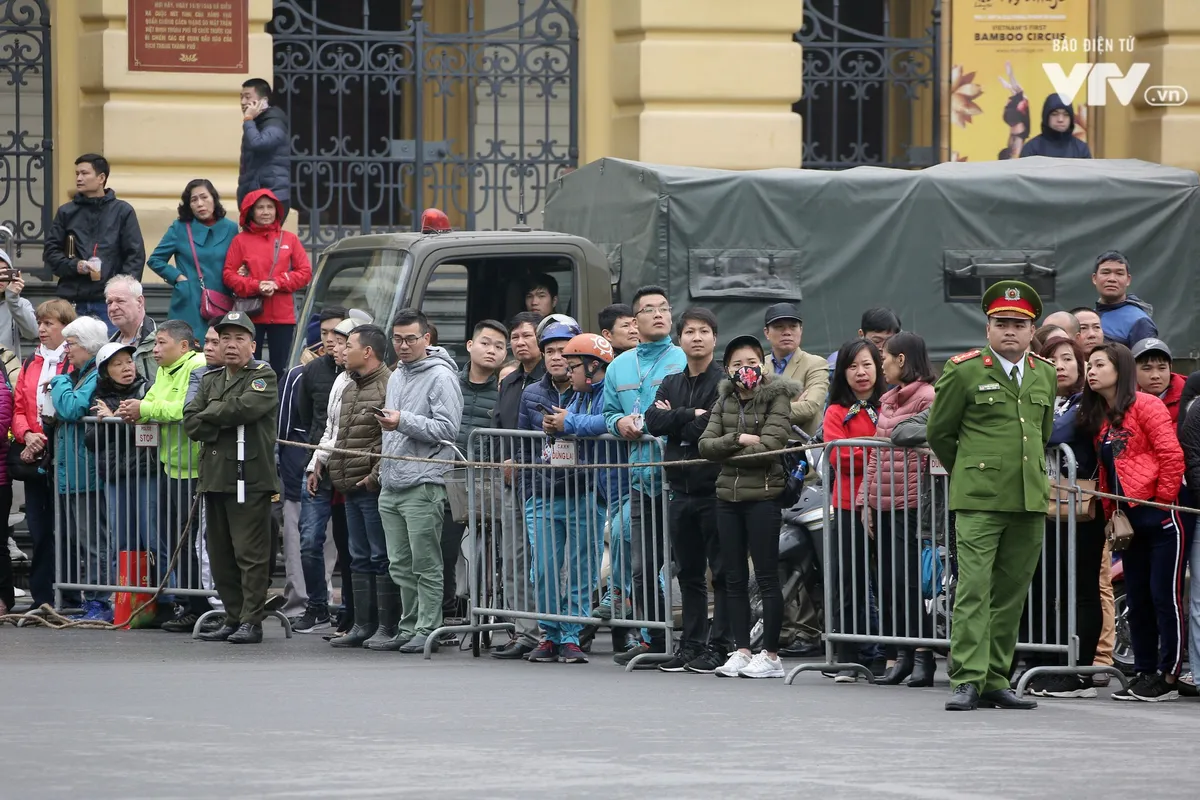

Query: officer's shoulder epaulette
[949,349,981,365]
[1029,352,1054,365]
[255,361,268,370]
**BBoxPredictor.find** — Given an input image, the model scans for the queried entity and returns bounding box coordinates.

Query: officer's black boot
[330,574,377,648]
[363,576,406,651]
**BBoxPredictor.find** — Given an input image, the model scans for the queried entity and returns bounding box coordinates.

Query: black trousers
[628,490,669,647]
[874,507,934,642]
[0,485,13,609]
[830,508,871,663]
[671,492,731,652]
[23,474,56,607]
[331,502,352,616]
[160,475,210,614]
[718,498,782,652]
[255,323,295,383]
[205,491,273,626]
[441,504,465,616]
[1023,514,1106,670]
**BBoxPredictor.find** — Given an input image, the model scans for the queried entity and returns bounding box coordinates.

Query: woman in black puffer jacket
[699,334,798,681]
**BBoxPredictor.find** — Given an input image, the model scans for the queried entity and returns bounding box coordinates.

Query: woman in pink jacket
[859,332,937,687]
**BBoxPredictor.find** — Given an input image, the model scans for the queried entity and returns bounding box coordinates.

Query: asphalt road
[3,627,1196,800]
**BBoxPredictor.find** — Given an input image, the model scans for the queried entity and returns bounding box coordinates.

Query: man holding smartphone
[238,78,291,219]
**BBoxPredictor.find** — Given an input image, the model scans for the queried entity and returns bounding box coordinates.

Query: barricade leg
[527,494,569,646]
[625,489,675,670]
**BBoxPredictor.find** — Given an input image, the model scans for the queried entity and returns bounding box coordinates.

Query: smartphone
[370,406,388,417]
[535,404,550,415]
[0,269,19,281]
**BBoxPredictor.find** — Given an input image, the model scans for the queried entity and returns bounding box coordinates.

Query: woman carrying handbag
[1021,337,1107,699]
[146,179,238,338]
[222,188,312,379]
[1080,342,1185,703]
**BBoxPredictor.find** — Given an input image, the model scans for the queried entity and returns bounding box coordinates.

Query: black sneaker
[1041,674,1098,699]
[1026,675,1051,696]
[292,605,331,634]
[1112,673,1150,701]
[657,647,700,673]
[160,612,199,633]
[1129,673,1180,703]
[1179,673,1199,698]
[684,648,726,675]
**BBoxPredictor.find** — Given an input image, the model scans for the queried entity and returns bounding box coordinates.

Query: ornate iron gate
[0,0,53,259]
[796,0,940,169]
[270,0,578,252]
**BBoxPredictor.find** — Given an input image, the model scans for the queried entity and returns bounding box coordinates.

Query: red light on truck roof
[420,208,451,233]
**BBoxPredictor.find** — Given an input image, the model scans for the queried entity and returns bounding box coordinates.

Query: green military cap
[214,311,256,337]
[981,280,1042,321]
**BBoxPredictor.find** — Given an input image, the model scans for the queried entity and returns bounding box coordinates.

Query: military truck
[289,229,612,366]
[294,156,1200,365]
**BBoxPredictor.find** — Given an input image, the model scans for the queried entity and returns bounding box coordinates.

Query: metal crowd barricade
[428,429,674,668]
[49,417,291,635]
[785,438,1125,692]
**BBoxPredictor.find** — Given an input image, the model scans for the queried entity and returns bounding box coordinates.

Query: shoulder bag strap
[184,223,207,293]
[267,235,282,280]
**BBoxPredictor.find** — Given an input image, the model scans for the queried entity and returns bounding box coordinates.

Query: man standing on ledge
[184,312,280,644]
[927,281,1055,711]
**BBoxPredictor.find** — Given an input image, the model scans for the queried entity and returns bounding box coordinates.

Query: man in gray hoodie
[376,308,463,653]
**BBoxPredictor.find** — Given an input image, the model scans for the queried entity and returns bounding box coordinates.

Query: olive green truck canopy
[543,157,1200,361]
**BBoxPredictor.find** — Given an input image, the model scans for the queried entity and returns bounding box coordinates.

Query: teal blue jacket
[602,337,686,496]
[49,360,100,495]
[147,217,238,338]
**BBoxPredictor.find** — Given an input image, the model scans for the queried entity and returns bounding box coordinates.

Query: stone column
[593,0,804,169]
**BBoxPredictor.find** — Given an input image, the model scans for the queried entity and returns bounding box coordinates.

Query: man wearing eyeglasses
[602,285,686,667]
[762,303,828,437]
[375,308,463,654]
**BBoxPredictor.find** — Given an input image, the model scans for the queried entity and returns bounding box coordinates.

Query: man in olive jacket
[927,280,1055,712]
[183,312,280,645]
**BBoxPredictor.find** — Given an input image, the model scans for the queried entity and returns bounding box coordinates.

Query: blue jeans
[607,494,632,598]
[344,489,389,575]
[73,300,114,334]
[106,477,165,600]
[525,493,605,645]
[299,484,334,606]
[63,490,110,604]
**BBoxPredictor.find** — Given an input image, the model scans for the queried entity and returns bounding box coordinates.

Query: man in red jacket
[1132,338,1187,425]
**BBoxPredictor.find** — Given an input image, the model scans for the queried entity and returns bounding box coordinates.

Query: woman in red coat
[223,188,312,378]
[822,338,886,682]
[1080,342,1186,703]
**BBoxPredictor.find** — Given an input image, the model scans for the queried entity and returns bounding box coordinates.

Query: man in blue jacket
[238,78,291,217]
[526,332,614,663]
[603,285,686,666]
[1092,250,1157,347]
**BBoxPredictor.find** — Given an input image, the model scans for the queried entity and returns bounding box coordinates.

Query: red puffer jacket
[222,188,312,325]
[823,402,879,510]
[1096,391,1184,517]
[860,380,935,510]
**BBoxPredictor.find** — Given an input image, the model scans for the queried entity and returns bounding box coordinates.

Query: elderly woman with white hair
[48,315,111,621]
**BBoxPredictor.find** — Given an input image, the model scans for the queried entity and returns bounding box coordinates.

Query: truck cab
[290,227,613,366]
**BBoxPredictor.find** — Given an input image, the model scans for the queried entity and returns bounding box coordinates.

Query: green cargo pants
[379,484,447,637]
[204,491,273,626]
[949,510,1044,693]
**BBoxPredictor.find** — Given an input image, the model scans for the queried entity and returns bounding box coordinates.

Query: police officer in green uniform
[927,280,1056,711]
[183,312,280,644]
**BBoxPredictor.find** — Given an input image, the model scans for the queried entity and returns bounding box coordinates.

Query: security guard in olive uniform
[927,280,1056,711]
[183,312,280,644]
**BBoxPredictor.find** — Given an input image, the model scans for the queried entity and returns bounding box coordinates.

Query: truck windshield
[291,248,411,364]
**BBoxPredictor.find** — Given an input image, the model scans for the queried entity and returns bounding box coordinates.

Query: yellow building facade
[2,0,1195,277]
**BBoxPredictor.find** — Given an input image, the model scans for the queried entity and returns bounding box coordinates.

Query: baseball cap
[723,334,765,366]
[95,342,135,371]
[764,303,802,327]
[214,311,256,337]
[1131,337,1172,361]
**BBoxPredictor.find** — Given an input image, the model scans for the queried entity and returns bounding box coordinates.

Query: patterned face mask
[732,365,763,391]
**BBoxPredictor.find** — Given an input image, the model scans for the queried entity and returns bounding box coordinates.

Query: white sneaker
[715,650,753,678]
[738,651,785,679]
[7,537,28,563]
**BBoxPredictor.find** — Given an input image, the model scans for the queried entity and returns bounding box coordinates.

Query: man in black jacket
[238,78,292,217]
[44,154,145,328]
[645,307,730,674]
